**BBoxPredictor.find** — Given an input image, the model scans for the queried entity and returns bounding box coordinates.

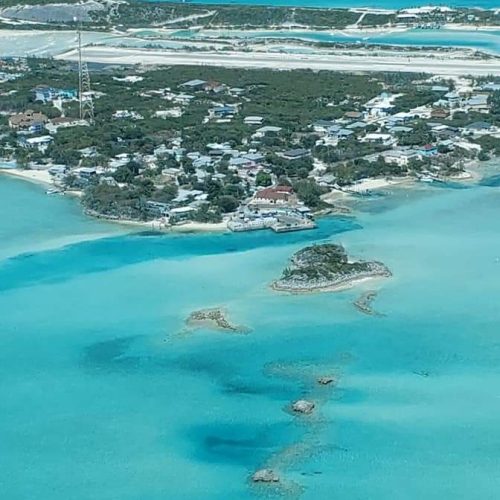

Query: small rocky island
[186,307,249,334]
[291,400,315,415]
[252,469,280,483]
[272,243,391,293]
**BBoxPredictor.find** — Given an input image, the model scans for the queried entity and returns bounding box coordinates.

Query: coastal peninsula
[272,243,391,293]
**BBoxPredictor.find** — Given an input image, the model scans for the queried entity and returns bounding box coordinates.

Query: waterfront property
[0,60,499,230]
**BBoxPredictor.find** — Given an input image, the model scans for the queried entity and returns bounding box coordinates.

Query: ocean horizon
[1,169,500,498]
[141,0,500,11]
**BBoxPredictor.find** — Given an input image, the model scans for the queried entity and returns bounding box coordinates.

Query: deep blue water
[1,173,500,498]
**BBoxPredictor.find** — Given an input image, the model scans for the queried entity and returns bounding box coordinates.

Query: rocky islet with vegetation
[272,243,391,293]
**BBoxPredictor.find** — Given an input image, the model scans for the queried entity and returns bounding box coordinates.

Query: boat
[419,176,434,183]
[46,188,63,195]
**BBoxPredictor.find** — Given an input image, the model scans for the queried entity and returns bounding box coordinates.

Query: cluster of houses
[0,58,27,84]
[2,68,499,232]
[309,77,499,184]
[6,84,89,150]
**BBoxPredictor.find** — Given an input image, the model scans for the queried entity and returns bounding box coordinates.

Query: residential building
[9,110,48,130]
[251,185,297,206]
[180,79,206,89]
[431,108,450,119]
[281,148,310,160]
[33,86,77,103]
[244,116,264,126]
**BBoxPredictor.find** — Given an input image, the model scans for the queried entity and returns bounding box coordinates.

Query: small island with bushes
[272,243,391,293]
[186,307,250,334]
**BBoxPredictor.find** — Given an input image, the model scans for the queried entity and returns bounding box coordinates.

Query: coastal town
[0,56,499,233]
[2,1,500,499]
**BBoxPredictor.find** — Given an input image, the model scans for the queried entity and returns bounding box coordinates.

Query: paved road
[57,46,500,76]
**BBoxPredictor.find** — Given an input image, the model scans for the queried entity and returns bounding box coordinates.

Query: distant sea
[141,0,500,10]
[1,168,500,498]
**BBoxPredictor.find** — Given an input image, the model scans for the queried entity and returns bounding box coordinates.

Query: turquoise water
[173,27,500,54]
[0,176,123,260]
[1,171,500,498]
[1,27,499,57]
[144,0,500,9]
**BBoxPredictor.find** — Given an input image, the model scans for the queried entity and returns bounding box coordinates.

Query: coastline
[2,164,490,235]
[0,168,229,233]
[115,218,229,233]
[271,273,389,294]
[0,167,54,187]
[271,244,392,294]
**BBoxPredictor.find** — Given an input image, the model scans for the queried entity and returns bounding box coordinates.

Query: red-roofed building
[252,185,296,206]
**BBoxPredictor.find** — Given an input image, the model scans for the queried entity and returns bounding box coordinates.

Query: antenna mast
[76,19,94,124]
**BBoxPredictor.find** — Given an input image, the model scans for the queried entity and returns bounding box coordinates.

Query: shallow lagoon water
[172,27,500,55]
[1,173,500,498]
[1,25,500,58]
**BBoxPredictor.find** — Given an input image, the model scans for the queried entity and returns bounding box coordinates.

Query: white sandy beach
[87,212,229,233]
[0,167,54,186]
[271,274,388,294]
[347,176,415,193]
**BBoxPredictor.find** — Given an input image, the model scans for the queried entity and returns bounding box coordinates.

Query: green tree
[256,171,272,186]
[216,195,239,213]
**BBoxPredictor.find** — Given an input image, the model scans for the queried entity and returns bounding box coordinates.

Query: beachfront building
[169,206,196,224]
[251,185,297,207]
[382,149,421,166]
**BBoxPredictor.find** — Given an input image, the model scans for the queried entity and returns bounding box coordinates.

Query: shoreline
[2,163,494,235]
[271,244,392,294]
[86,210,229,233]
[271,273,389,294]
[0,167,54,187]
[0,168,229,234]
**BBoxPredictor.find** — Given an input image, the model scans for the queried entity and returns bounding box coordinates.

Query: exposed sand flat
[57,46,500,76]
[95,215,228,233]
[347,176,415,192]
[0,168,54,186]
